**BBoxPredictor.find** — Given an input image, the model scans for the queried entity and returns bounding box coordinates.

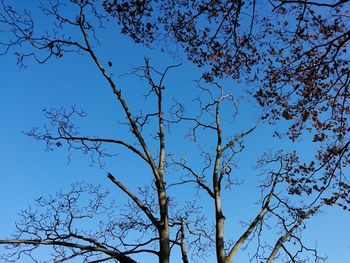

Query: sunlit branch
[44,135,148,163]
[77,8,161,182]
[170,158,215,198]
[266,203,324,263]
[0,239,137,263]
[220,123,258,156]
[225,160,282,262]
[273,0,349,9]
[107,173,159,228]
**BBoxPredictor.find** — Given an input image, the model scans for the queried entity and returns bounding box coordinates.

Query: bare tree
[0,0,349,262]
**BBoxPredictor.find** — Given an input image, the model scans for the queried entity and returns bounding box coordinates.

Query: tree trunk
[215,191,225,263]
[159,226,170,263]
[158,186,169,263]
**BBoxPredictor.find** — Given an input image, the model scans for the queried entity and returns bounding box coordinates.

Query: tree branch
[0,239,137,263]
[107,173,159,228]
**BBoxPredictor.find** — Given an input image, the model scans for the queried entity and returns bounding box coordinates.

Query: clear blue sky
[1,1,349,262]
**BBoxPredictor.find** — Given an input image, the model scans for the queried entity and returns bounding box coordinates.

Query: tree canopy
[0,0,349,262]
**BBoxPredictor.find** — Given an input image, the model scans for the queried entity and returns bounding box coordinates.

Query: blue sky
[1,1,350,262]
